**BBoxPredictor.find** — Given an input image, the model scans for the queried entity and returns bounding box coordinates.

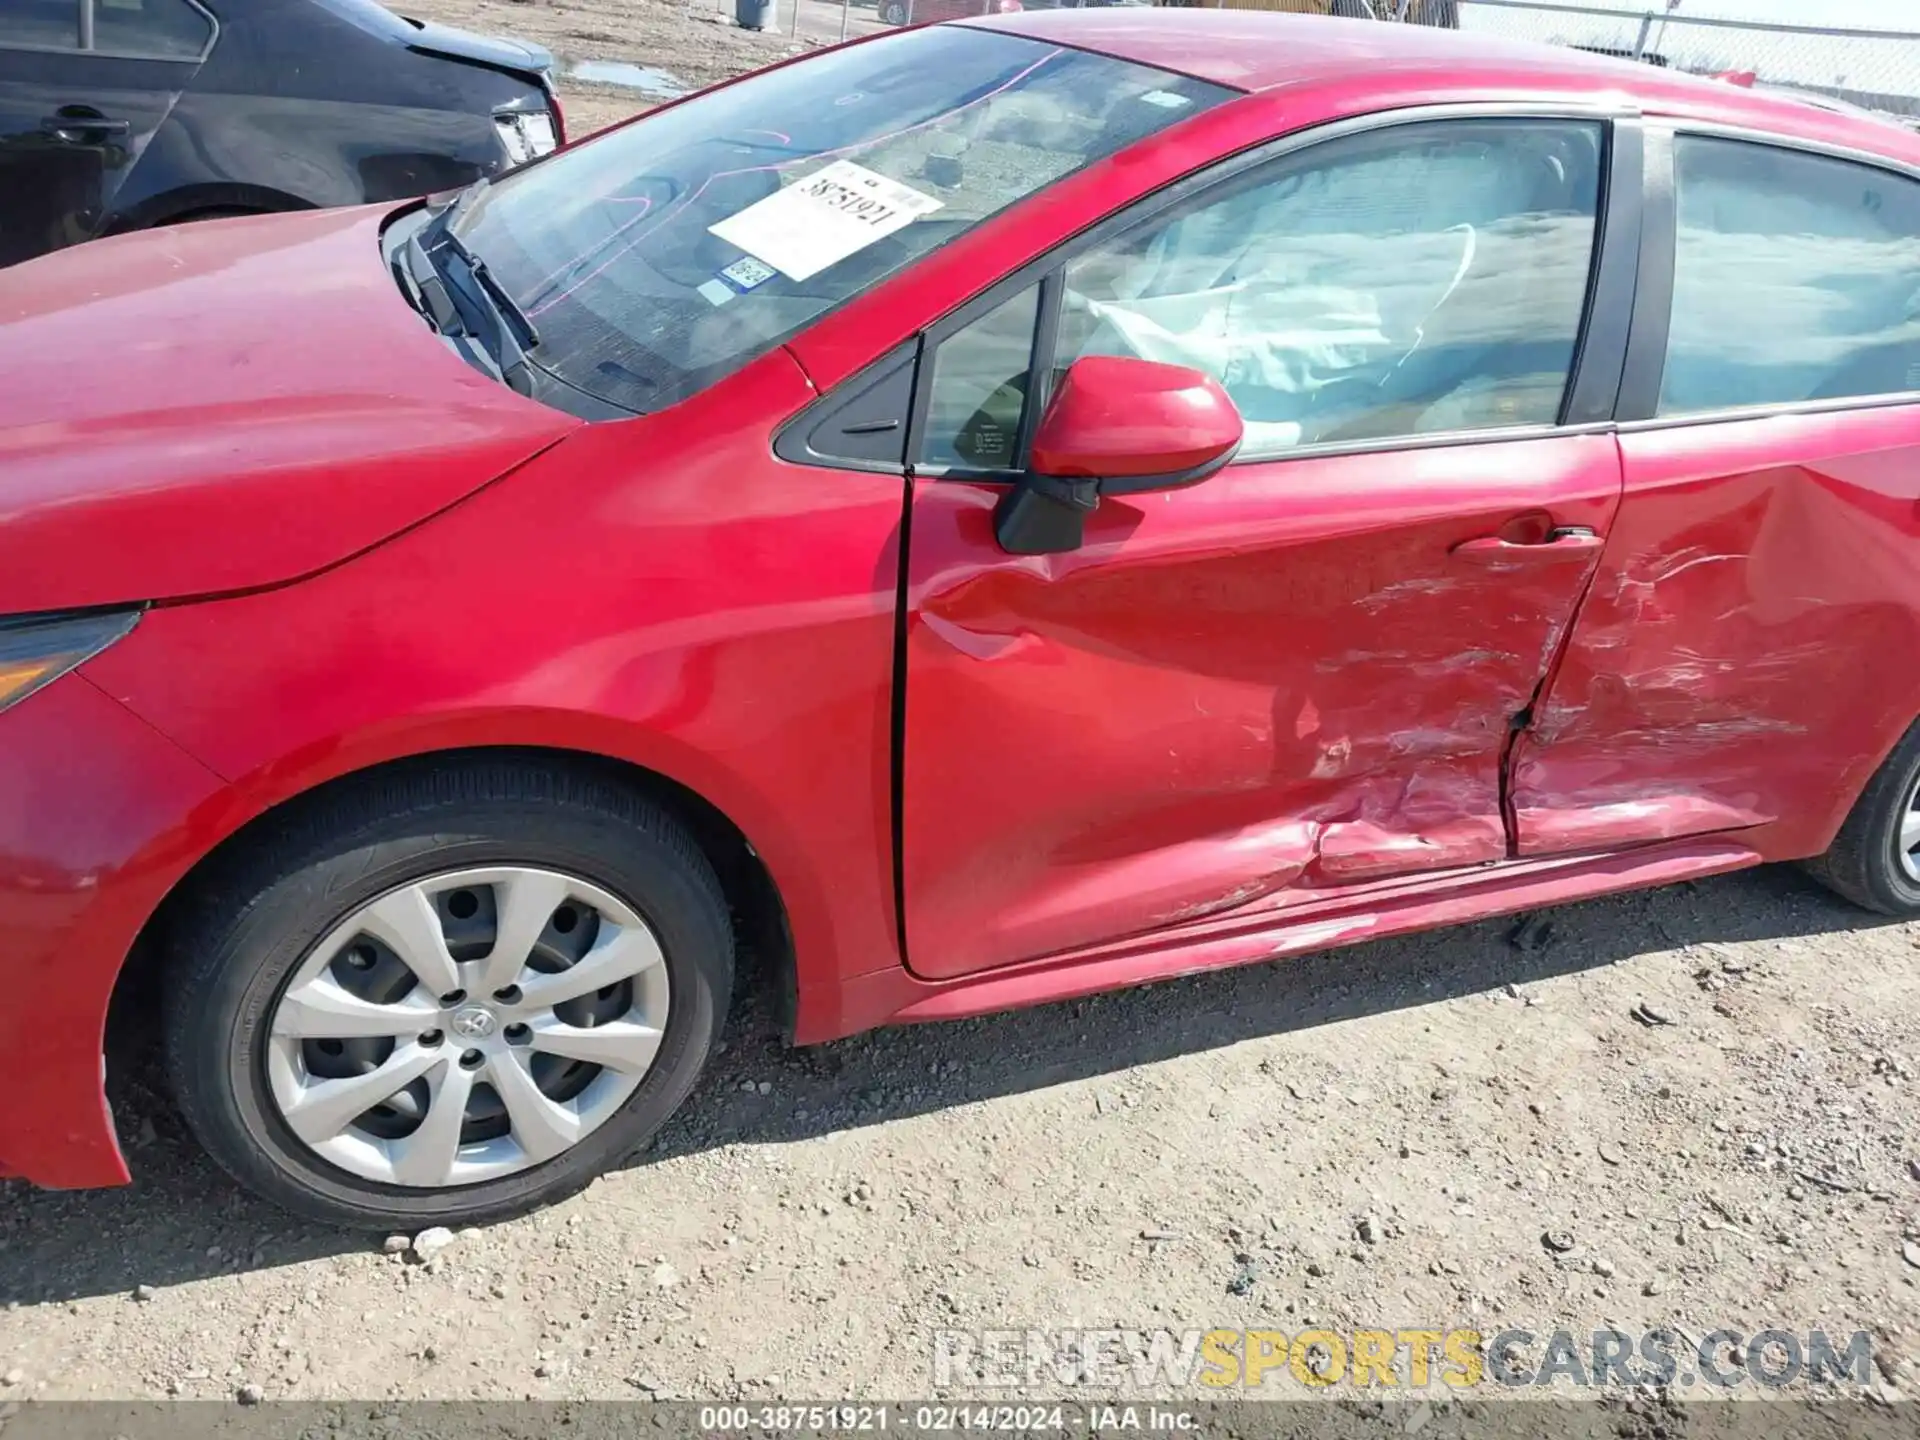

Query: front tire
[162,759,733,1230]
[1804,719,1920,916]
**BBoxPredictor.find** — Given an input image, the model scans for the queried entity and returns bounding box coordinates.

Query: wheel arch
[111,744,799,1060]
[101,181,319,236]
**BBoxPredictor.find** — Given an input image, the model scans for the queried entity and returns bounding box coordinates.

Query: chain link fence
[1196,0,1920,126]
[1439,1,1920,123]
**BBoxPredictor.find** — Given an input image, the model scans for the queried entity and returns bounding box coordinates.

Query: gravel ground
[2,0,1919,1414]
[4,865,1918,1404]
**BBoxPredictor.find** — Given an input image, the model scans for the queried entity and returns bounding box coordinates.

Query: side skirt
[801,836,1761,1040]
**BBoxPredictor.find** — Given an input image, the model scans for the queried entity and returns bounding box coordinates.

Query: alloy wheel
[263,866,670,1187]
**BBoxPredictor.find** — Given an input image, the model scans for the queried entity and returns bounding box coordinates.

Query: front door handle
[40,110,131,140]
[1450,528,1602,565]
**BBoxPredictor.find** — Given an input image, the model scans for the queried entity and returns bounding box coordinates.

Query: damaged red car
[6,10,1920,1228]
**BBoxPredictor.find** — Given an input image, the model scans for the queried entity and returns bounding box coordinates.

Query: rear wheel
[162,760,733,1229]
[1804,720,1920,916]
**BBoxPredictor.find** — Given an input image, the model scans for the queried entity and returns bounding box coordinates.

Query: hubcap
[1901,778,1920,883]
[263,866,670,1188]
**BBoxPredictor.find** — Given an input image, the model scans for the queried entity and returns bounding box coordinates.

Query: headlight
[0,611,139,716]
[494,110,559,167]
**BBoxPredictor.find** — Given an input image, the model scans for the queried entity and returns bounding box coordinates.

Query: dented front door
[899,433,1623,981]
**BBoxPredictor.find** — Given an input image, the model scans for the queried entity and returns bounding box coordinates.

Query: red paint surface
[901,434,1619,980]
[1515,405,1920,857]
[83,347,912,1025]
[881,836,1763,1026]
[1031,358,1243,480]
[5,17,1920,1189]
[0,675,228,1187]
[0,207,580,614]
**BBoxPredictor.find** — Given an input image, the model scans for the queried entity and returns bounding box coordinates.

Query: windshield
[453,27,1232,415]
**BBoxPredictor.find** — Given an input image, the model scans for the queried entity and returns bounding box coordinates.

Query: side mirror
[993,355,1243,555]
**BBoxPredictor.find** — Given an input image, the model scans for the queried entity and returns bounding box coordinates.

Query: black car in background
[0,0,562,267]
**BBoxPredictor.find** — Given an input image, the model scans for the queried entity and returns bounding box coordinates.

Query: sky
[1459,0,1920,95]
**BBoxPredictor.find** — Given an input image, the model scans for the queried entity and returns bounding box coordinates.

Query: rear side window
[94,0,210,56]
[0,0,209,54]
[1660,136,1920,416]
[0,0,82,48]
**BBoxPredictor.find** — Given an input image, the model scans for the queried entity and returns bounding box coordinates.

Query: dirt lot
[4,862,1919,1405]
[3,0,1920,1415]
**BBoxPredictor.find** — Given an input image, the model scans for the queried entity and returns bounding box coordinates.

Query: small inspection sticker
[1139,89,1193,109]
[720,256,778,292]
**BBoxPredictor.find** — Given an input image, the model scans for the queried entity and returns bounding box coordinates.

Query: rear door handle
[1450,528,1602,564]
[40,113,131,139]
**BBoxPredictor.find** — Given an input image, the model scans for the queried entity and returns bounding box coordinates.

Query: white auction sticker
[708,159,944,282]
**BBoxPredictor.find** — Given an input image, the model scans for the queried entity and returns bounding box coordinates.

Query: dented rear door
[1512,128,1920,859]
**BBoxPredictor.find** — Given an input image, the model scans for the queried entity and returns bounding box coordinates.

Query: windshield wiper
[396,229,460,333]
[436,224,540,355]
[431,176,490,236]
[402,197,542,397]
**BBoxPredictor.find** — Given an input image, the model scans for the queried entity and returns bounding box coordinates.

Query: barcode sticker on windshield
[708,160,943,282]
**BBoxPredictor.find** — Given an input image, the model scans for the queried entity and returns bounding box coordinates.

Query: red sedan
[6,11,1920,1228]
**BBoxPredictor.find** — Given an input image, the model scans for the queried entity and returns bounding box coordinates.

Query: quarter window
[1660,136,1920,416]
[922,285,1041,472]
[1052,118,1605,456]
[94,0,210,57]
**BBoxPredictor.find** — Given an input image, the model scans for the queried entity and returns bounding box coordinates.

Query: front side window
[0,0,82,49]
[94,0,210,56]
[1050,118,1605,457]
[456,27,1231,416]
[1659,136,1920,417]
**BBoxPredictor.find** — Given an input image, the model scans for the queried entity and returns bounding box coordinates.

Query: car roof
[961,9,1920,162]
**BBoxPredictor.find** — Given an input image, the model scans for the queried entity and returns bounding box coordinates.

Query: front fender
[81,349,910,1040]
[0,674,229,1188]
